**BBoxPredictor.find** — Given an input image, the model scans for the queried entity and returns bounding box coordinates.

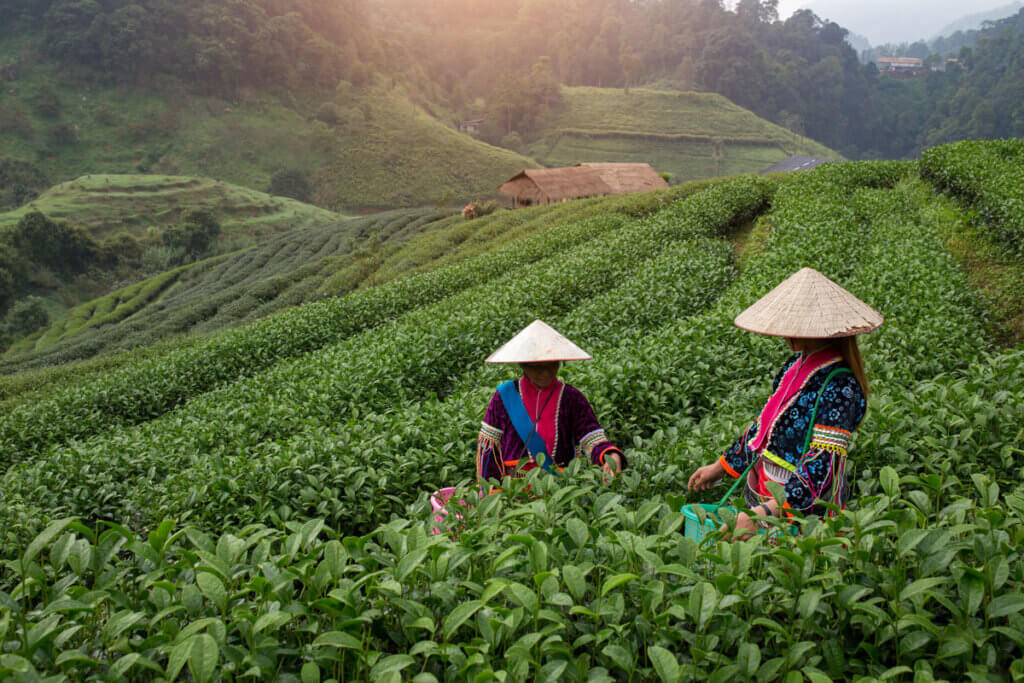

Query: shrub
[315,102,344,126]
[140,245,187,272]
[12,211,97,274]
[162,211,221,258]
[500,131,524,150]
[2,296,48,339]
[32,85,60,118]
[268,168,314,203]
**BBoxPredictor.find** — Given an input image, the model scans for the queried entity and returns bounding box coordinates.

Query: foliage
[920,139,1024,257]
[11,210,99,275]
[0,158,48,210]
[162,211,222,260]
[2,155,1024,679]
[1,296,48,343]
[268,168,314,204]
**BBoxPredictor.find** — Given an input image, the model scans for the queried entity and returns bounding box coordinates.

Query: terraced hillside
[526,87,839,182]
[0,177,724,385]
[0,35,536,211]
[0,174,341,238]
[2,143,1024,680]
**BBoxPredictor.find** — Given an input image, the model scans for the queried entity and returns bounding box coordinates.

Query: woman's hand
[602,452,622,482]
[721,511,758,541]
[688,460,725,492]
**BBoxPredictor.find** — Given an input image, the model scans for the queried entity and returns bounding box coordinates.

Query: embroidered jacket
[720,353,867,515]
[477,380,624,481]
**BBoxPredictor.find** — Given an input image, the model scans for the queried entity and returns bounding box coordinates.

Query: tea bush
[1,154,1022,680]
[920,139,1024,256]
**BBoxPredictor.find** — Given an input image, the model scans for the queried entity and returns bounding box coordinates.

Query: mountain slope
[803,0,1017,44]
[935,2,1024,37]
[0,174,340,238]
[0,36,537,211]
[525,87,838,183]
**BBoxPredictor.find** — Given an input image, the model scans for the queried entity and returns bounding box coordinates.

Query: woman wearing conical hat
[477,320,625,482]
[688,268,882,539]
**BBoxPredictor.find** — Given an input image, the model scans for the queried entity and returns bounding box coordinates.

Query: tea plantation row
[0,177,773,545]
[920,139,1024,256]
[0,179,736,469]
[3,155,1024,680]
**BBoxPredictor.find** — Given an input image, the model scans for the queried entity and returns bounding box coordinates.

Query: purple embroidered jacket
[476,380,625,481]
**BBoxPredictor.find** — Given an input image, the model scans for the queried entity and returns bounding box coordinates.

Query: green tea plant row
[2,160,1021,680]
[0,209,453,373]
[0,206,637,467]
[4,430,1023,680]
[0,164,906,544]
[148,161,971,539]
[920,139,1024,256]
[0,178,773,539]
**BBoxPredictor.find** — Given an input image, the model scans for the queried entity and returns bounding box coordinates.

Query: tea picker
[431,320,626,534]
[686,268,883,541]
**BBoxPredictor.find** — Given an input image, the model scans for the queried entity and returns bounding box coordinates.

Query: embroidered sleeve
[568,388,626,470]
[784,373,866,515]
[477,421,503,481]
[720,421,758,479]
[477,392,507,481]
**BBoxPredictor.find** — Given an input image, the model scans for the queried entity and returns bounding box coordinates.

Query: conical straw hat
[734,268,883,338]
[486,320,592,363]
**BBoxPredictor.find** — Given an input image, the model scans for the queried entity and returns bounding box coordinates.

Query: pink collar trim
[749,349,840,454]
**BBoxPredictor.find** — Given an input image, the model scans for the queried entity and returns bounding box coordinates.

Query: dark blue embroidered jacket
[720,353,867,514]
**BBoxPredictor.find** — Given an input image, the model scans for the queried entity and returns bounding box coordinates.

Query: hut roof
[576,163,669,193]
[759,155,834,175]
[499,167,612,202]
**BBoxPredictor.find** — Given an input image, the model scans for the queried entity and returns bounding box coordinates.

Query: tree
[13,211,97,275]
[163,211,221,258]
[2,296,49,339]
[268,169,314,204]
[620,49,644,94]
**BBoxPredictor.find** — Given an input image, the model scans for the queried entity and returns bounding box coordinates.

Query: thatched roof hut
[576,163,669,194]
[498,163,667,207]
[498,168,611,207]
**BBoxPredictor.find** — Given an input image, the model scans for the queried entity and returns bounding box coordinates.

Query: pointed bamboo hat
[734,268,883,338]
[486,320,592,363]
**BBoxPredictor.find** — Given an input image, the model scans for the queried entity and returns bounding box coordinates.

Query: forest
[2,0,1024,159]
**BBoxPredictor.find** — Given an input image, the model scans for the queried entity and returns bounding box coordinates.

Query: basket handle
[717,458,756,507]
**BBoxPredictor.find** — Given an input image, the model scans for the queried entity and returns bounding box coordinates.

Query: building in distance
[759,155,834,175]
[498,163,667,207]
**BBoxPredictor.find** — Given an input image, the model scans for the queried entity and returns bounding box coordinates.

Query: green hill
[0,177,727,375]
[525,87,839,182]
[0,36,536,211]
[1,146,1024,678]
[0,174,340,238]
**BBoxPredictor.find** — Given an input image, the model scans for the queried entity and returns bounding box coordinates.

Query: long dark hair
[832,336,869,397]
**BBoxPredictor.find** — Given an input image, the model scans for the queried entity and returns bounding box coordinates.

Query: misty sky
[774,0,1020,44]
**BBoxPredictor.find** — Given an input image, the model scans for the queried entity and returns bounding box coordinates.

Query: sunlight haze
[774,0,1021,44]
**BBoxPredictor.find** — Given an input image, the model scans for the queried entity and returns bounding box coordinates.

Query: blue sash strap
[496,380,553,472]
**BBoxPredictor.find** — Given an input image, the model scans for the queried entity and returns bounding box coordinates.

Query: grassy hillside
[0,177,728,376]
[0,174,340,238]
[525,87,839,182]
[2,149,1024,678]
[0,36,536,211]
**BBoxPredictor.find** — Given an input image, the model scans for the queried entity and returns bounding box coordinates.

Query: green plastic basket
[681,503,735,542]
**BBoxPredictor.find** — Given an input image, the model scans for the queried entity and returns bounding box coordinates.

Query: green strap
[716,457,756,507]
[716,367,852,508]
[801,367,852,456]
